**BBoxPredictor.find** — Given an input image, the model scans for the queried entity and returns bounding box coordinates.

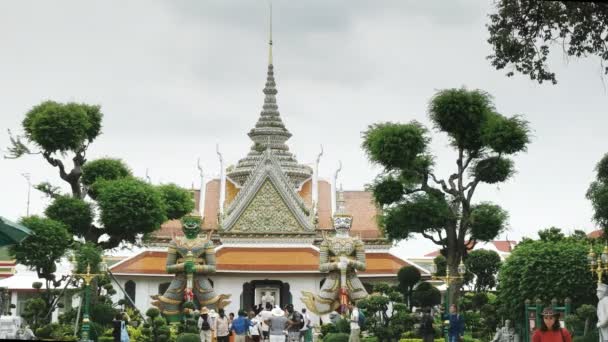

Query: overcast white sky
[0,1,606,258]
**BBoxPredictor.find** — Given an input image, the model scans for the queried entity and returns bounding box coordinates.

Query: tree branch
[42,152,69,181]
[421,231,443,246]
[429,172,457,195]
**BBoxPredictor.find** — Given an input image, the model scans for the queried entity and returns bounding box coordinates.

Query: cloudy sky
[0,1,606,258]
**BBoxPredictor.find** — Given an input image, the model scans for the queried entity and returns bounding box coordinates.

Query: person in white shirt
[258,303,273,341]
[348,303,360,342]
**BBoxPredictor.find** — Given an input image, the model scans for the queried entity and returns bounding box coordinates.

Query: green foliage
[324,333,350,342]
[10,216,71,278]
[321,323,338,337]
[496,230,596,323]
[371,177,404,206]
[573,330,599,342]
[468,203,508,242]
[81,158,131,187]
[22,298,48,329]
[382,192,454,241]
[482,114,530,154]
[487,0,608,84]
[412,282,441,308]
[73,242,103,274]
[428,88,493,151]
[146,307,160,319]
[362,122,430,170]
[34,323,76,340]
[595,153,608,183]
[90,303,117,327]
[97,178,167,242]
[397,266,421,308]
[538,226,566,242]
[334,318,351,334]
[588,155,608,232]
[472,157,514,184]
[22,101,102,153]
[157,183,195,220]
[176,333,201,342]
[45,196,93,237]
[464,249,501,292]
[433,256,446,277]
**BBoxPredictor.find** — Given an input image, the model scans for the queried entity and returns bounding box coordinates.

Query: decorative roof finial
[268,0,273,65]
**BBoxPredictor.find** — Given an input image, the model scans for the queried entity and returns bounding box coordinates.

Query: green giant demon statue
[152,216,230,322]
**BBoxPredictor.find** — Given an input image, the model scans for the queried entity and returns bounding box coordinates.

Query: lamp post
[73,258,107,342]
[587,245,608,284]
[430,260,466,342]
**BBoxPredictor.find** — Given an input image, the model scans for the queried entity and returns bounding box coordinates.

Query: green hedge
[324,333,349,342]
[176,333,201,342]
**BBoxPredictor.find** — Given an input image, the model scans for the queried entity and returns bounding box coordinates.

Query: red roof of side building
[588,229,603,239]
[109,248,410,276]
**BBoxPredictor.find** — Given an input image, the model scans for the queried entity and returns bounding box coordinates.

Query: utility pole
[21,173,31,216]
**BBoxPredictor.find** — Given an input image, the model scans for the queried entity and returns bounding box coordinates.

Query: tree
[496,229,596,323]
[411,282,441,309]
[9,216,73,324]
[587,153,608,236]
[6,101,194,249]
[6,100,194,318]
[464,249,501,292]
[356,283,413,342]
[487,0,608,85]
[362,88,530,304]
[396,266,420,310]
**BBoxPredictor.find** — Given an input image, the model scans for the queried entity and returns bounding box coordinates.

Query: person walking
[445,304,464,342]
[285,304,303,342]
[266,307,288,342]
[231,310,252,342]
[299,308,312,342]
[248,311,262,342]
[258,303,273,341]
[419,307,435,342]
[532,307,572,342]
[199,307,214,342]
[112,313,123,342]
[348,303,360,342]
[215,309,231,342]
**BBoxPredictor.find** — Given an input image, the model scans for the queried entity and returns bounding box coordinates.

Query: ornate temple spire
[226,6,312,188]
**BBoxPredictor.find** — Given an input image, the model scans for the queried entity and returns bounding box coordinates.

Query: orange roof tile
[588,229,603,239]
[110,248,410,276]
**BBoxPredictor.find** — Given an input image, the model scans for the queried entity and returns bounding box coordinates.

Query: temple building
[106,35,422,319]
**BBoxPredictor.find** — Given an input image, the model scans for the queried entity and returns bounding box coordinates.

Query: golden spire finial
[268,0,273,65]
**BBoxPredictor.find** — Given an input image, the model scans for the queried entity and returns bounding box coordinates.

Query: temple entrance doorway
[242,280,291,311]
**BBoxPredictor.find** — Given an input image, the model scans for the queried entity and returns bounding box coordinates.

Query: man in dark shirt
[444,304,464,342]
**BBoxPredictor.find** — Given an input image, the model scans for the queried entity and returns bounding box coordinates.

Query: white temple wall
[112,273,326,323]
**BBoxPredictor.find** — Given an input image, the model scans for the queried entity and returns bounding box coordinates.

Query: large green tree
[587,153,608,237]
[362,88,530,303]
[464,249,501,293]
[6,101,194,318]
[496,229,596,323]
[7,101,194,248]
[487,0,608,85]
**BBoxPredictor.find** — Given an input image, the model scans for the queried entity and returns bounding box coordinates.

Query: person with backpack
[299,308,312,342]
[199,307,213,342]
[532,307,572,342]
[419,307,435,342]
[348,303,360,342]
[285,304,303,342]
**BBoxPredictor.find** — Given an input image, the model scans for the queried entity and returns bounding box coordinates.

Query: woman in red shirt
[532,307,572,342]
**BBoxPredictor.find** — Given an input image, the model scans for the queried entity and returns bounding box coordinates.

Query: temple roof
[152,181,382,240]
[226,63,312,188]
[109,247,413,276]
